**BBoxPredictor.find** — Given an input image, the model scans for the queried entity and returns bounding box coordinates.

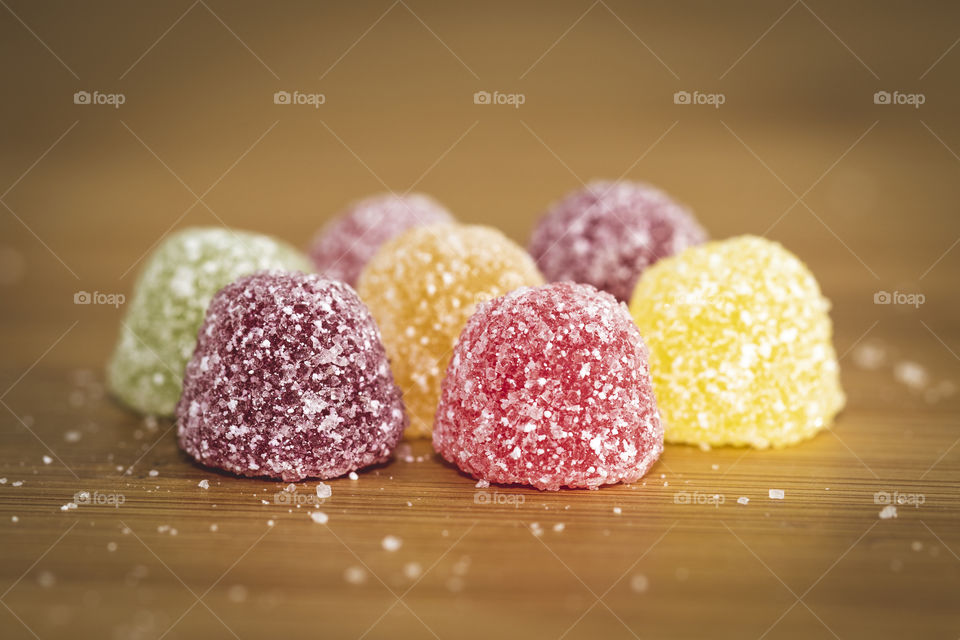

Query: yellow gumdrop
[357,223,544,437]
[629,235,844,448]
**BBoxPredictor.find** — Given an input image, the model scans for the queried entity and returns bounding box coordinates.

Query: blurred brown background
[1,0,959,362]
[1,2,959,639]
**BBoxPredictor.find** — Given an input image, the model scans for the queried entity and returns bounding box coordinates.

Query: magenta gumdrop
[432,282,663,491]
[528,180,707,301]
[176,271,406,481]
[309,193,453,286]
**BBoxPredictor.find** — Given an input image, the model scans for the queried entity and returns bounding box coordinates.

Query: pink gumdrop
[528,181,707,301]
[177,271,406,481]
[433,282,663,491]
[309,193,453,286]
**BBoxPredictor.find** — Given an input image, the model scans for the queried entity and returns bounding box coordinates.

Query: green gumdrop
[107,227,312,416]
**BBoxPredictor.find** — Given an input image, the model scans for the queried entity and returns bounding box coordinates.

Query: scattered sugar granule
[630,574,649,593]
[475,479,490,489]
[198,479,209,489]
[711,464,719,471]
[768,489,784,500]
[260,500,269,505]
[894,361,929,390]
[529,522,543,537]
[382,535,402,551]
[0,478,6,484]
[403,562,423,580]
[42,455,52,465]
[879,505,898,519]
[452,556,471,576]
[210,524,218,532]
[60,502,77,511]
[148,470,159,477]
[316,482,332,499]
[613,507,622,515]
[348,471,359,481]
[852,342,886,370]
[227,585,248,603]
[737,497,750,505]
[553,523,566,533]
[284,483,297,493]
[267,520,275,527]
[12,481,23,487]
[344,566,367,585]
[310,511,329,524]
[12,515,19,523]
[107,542,117,552]
[64,430,82,443]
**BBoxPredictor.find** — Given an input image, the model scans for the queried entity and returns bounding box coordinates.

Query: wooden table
[2,1,959,638]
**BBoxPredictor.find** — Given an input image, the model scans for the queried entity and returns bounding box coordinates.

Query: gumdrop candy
[309,193,453,286]
[177,272,406,481]
[433,282,663,490]
[108,227,311,416]
[629,235,845,448]
[356,223,544,437]
[528,180,707,301]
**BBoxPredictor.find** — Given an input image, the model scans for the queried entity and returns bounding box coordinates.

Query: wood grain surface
[1,2,959,639]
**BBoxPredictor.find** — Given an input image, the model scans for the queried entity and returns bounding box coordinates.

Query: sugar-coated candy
[529,180,707,301]
[108,228,311,416]
[177,272,406,481]
[433,283,663,490]
[309,193,453,286]
[357,224,544,437]
[629,235,845,448]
